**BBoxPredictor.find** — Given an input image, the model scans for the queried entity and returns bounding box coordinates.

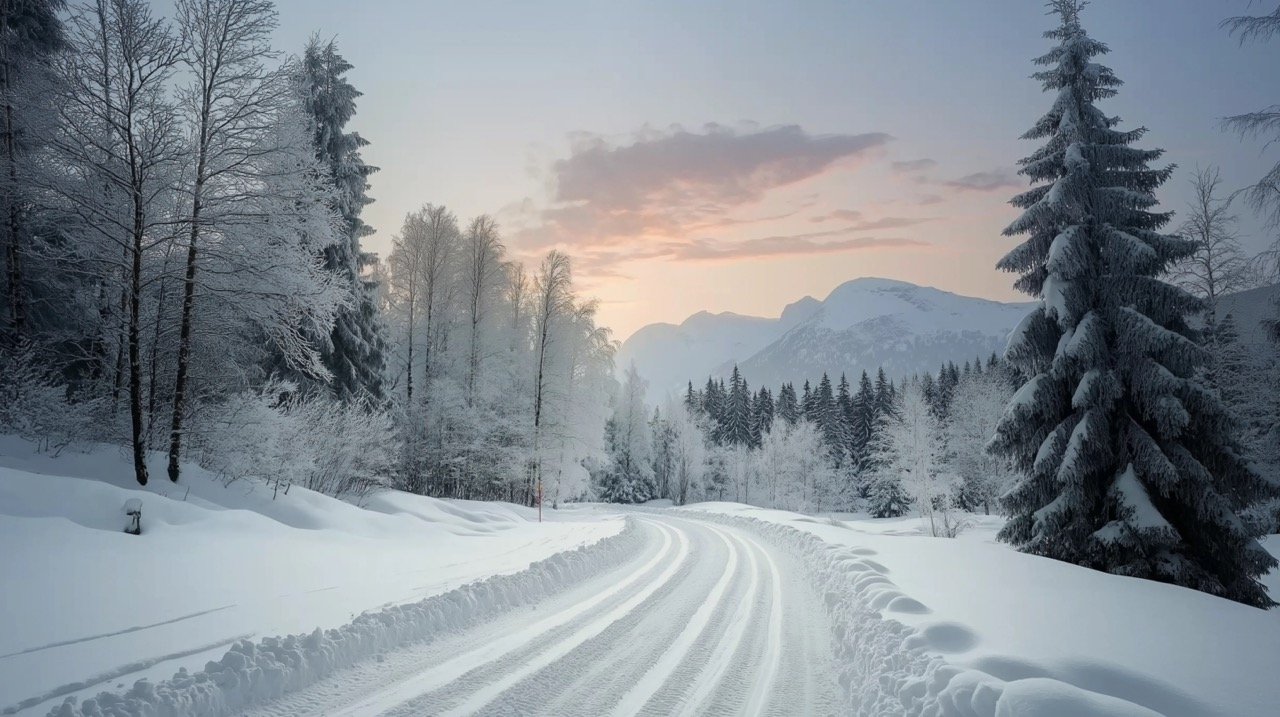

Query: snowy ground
[6,439,1280,716]
[681,503,1280,717]
[0,437,620,716]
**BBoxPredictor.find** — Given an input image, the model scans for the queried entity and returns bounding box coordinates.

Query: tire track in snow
[241,512,838,717]
[321,519,685,717]
[745,531,786,716]
[435,520,695,716]
[502,517,734,717]
[607,522,740,716]
[673,526,761,717]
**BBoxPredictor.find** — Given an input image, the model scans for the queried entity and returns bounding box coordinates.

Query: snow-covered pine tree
[814,373,845,465]
[296,38,386,401]
[850,370,876,470]
[991,0,1276,607]
[701,376,723,436]
[719,366,752,446]
[874,368,894,419]
[751,386,774,447]
[776,382,799,426]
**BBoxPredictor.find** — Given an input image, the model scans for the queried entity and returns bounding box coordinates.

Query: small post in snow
[123,498,142,535]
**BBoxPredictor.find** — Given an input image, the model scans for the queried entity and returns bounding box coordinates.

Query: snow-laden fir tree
[991,0,1276,606]
[718,366,752,446]
[776,382,799,426]
[295,38,386,401]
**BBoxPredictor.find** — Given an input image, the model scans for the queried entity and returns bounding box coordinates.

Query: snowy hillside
[0,438,621,716]
[1213,283,1280,349]
[618,277,1033,398]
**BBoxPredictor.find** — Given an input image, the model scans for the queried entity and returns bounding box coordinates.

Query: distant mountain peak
[618,278,1033,403]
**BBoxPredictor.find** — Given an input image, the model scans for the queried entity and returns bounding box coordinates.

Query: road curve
[245,513,838,717]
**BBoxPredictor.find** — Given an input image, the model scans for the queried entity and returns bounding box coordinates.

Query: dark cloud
[890,158,938,174]
[940,168,1023,192]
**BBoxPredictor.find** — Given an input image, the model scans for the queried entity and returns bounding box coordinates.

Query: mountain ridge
[617,277,1035,403]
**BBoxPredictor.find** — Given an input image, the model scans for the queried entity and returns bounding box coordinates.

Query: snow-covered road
[245,514,838,717]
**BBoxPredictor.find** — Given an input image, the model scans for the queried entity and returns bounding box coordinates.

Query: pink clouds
[517,124,892,248]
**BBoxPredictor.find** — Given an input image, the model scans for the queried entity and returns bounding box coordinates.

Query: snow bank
[682,505,1275,717]
[34,519,642,717]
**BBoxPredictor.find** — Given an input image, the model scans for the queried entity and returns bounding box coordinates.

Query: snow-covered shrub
[189,379,312,491]
[0,344,106,454]
[292,393,398,501]
[191,380,397,500]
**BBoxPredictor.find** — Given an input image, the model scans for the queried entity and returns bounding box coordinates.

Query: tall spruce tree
[850,371,876,468]
[296,38,385,400]
[776,382,799,426]
[719,366,752,446]
[991,1,1276,607]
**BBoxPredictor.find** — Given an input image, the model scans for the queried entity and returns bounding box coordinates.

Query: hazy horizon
[268,0,1279,341]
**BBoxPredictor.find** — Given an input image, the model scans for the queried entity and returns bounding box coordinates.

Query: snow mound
[36,520,643,717]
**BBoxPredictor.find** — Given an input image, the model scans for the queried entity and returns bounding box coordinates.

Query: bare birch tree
[50,0,181,485]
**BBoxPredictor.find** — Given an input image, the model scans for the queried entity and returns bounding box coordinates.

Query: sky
[269,0,1279,341]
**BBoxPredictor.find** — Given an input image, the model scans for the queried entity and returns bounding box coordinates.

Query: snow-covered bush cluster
[189,380,396,500]
[0,344,107,454]
[41,519,641,717]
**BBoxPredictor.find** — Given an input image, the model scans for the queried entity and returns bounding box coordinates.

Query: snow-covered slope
[1213,283,1279,349]
[0,437,621,716]
[618,278,1032,399]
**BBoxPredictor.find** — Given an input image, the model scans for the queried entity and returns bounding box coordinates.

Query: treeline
[597,357,1019,529]
[0,0,613,505]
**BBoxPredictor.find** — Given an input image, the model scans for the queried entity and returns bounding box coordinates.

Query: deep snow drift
[0,437,621,716]
[681,503,1280,717]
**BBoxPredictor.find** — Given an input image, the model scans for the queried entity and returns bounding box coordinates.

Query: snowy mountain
[1214,283,1280,349]
[616,297,821,402]
[618,278,1034,400]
